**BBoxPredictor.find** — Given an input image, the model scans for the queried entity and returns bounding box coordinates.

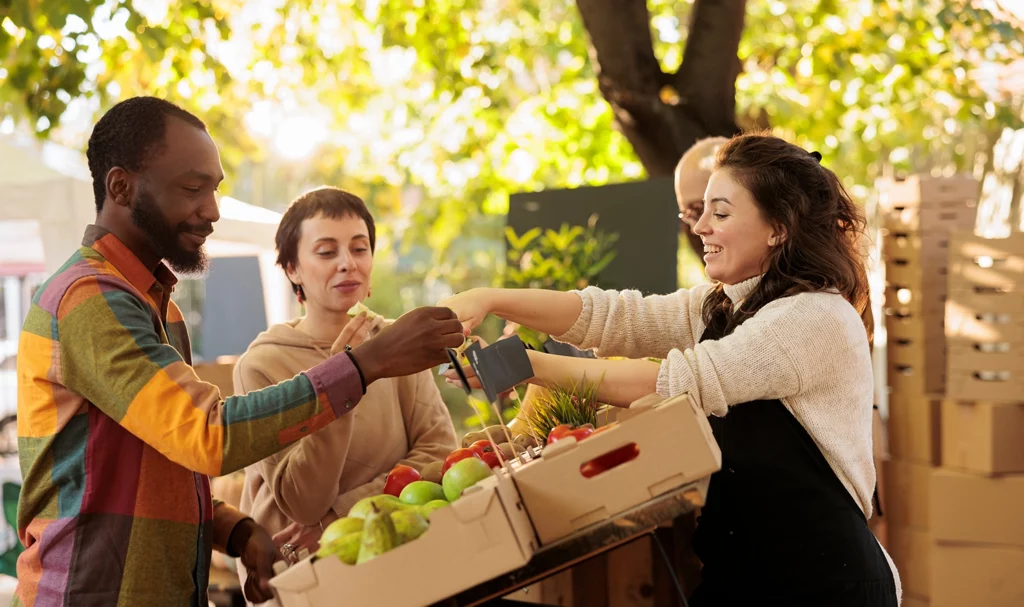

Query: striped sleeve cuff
[302,354,364,418]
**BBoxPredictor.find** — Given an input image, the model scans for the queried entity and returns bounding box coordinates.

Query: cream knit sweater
[555,275,901,600]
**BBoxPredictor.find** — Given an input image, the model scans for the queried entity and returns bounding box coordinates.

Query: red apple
[468,440,502,468]
[382,464,421,497]
[442,448,481,476]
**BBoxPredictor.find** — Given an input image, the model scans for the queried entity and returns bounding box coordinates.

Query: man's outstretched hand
[349,306,464,385]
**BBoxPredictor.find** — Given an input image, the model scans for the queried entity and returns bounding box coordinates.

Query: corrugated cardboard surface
[930,469,1024,548]
[884,459,932,528]
[888,394,941,465]
[889,525,931,600]
[194,361,237,397]
[941,400,1024,474]
[271,471,536,607]
[514,393,720,545]
[931,543,1024,607]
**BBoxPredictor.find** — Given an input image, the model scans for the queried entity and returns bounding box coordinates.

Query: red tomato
[546,424,574,445]
[442,448,482,476]
[547,424,595,445]
[382,464,421,497]
[580,443,640,478]
[469,440,502,468]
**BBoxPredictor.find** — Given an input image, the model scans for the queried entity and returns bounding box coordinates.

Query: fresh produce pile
[544,422,639,477]
[315,448,496,565]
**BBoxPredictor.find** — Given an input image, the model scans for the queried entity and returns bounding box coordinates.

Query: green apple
[399,481,446,506]
[442,457,494,502]
[319,516,364,547]
[419,499,450,519]
[390,510,430,544]
[348,494,406,519]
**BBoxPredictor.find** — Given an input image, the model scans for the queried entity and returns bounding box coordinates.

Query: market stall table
[433,480,706,607]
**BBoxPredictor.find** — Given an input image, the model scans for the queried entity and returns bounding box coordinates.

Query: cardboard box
[878,174,979,208]
[941,400,1024,474]
[887,362,929,397]
[946,368,1024,402]
[883,230,951,265]
[512,393,721,545]
[884,259,949,293]
[947,232,1024,293]
[931,543,1024,607]
[883,205,977,234]
[930,469,1024,548]
[888,394,941,466]
[884,459,931,528]
[270,470,537,607]
[194,361,237,397]
[888,525,931,600]
[902,597,929,607]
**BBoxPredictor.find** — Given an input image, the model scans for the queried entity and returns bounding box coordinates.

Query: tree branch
[676,0,748,136]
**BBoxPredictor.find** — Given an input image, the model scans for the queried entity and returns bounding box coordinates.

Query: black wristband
[345,350,367,394]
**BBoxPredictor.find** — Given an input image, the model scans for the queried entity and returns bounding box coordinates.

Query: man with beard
[14,97,464,607]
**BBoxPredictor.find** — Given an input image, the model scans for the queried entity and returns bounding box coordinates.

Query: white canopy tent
[0,134,293,328]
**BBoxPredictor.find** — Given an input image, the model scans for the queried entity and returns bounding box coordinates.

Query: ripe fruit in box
[382,464,421,497]
[319,516,364,547]
[442,457,494,501]
[468,439,502,468]
[356,503,398,564]
[390,509,430,545]
[419,499,450,519]
[316,530,361,564]
[348,494,406,519]
[399,481,446,506]
[442,447,481,476]
[546,423,595,445]
[420,460,444,484]
[580,443,640,478]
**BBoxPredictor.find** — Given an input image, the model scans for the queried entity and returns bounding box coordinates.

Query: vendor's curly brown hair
[701,133,871,344]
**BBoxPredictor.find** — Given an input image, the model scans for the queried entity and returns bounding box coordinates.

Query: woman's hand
[331,311,386,355]
[272,509,339,560]
[437,288,494,334]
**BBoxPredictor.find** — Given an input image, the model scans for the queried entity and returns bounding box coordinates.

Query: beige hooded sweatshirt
[233,318,458,534]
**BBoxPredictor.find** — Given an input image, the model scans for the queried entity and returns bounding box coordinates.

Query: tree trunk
[574,0,748,260]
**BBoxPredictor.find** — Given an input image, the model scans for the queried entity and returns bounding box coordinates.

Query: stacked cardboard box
[925,231,1024,606]
[944,232,1024,401]
[879,175,978,605]
[880,175,978,395]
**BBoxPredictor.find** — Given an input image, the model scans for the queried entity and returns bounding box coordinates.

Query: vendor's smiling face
[286,213,373,314]
[692,167,779,285]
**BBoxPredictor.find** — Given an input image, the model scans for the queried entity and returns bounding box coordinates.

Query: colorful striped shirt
[15,226,364,607]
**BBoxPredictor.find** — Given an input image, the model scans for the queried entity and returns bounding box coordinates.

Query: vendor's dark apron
[688,321,897,607]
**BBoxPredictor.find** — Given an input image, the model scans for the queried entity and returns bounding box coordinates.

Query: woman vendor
[441,133,900,607]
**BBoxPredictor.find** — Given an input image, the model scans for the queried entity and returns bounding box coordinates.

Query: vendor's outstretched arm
[441,287,583,337]
[525,350,659,406]
[452,350,656,407]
